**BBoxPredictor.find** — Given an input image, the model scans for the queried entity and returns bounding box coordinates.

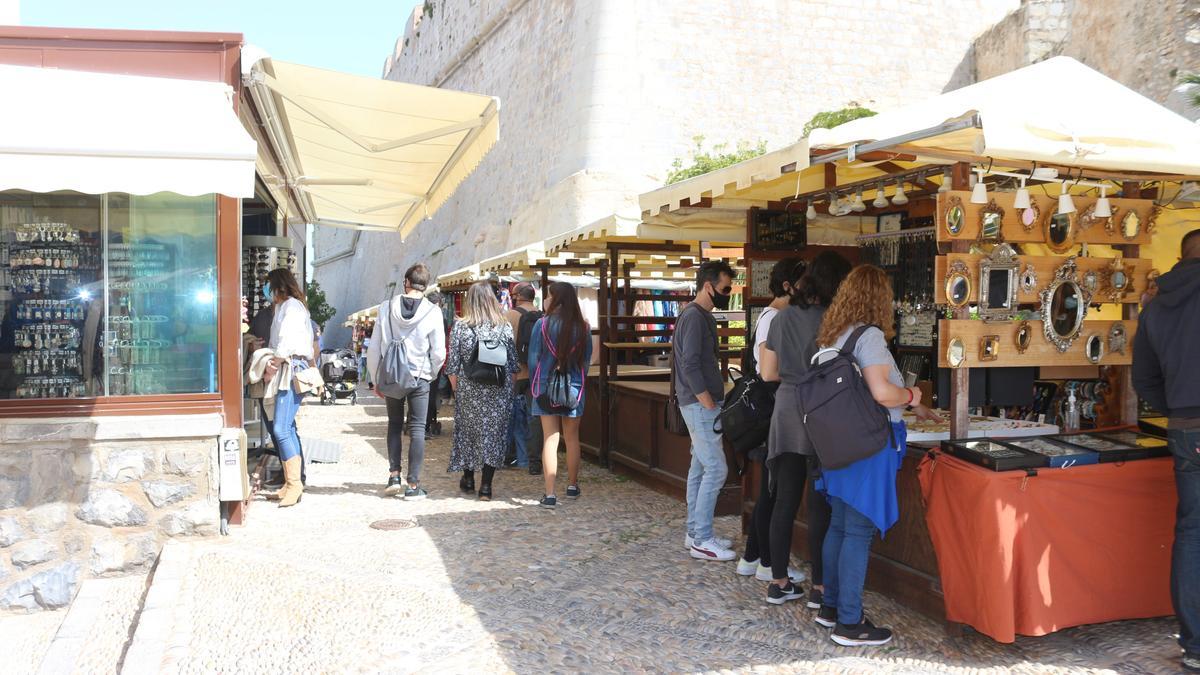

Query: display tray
[1095,430,1170,459]
[1047,433,1155,463]
[940,439,1048,472]
[997,436,1099,469]
[1138,416,1169,438]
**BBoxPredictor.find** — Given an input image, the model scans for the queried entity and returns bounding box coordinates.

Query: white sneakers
[684,534,732,551]
[690,537,737,561]
[735,559,808,583]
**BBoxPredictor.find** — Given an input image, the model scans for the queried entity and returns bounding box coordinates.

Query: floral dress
[445,320,519,471]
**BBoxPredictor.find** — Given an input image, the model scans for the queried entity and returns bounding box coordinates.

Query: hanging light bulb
[1013,176,1031,210]
[970,169,989,204]
[851,187,866,212]
[872,181,889,208]
[806,200,817,220]
[1094,185,1112,217]
[938,167,951,193]
[826,192,840,216]
[891,179,909,206]
[1058,181,1077,214]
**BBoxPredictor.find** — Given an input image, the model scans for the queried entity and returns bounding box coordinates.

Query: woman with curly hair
[809,265,939,647]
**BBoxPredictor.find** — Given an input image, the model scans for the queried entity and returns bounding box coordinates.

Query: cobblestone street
[97,388,1183,674]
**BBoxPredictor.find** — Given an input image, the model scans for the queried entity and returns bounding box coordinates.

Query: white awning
[638,140,809,216]
[808,57,1200,177]
[244,50,500,236]
[0,64,256,197]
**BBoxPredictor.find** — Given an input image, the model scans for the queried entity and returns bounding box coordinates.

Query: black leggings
[767,454,834,583]
[743,459,774,567]
[805,456,832,586]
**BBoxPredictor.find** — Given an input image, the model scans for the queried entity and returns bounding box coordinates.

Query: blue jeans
[509,389,531,467]
[360,355,371,385]
[822,496,877,626]
[271,362,306,462]
[681,402,727,543]
[1170,427,1200,655]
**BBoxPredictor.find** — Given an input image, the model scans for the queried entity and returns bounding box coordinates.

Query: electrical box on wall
[218,428,248,501]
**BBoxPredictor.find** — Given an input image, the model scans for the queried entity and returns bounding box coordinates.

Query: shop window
[0,190,218,399]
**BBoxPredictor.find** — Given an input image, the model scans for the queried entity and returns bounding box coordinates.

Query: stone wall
[316,0,1017,347]
[975,0,1200,118]
[0,415,220,612]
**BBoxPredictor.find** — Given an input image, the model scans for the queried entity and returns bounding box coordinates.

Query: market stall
[667,57,1199,635]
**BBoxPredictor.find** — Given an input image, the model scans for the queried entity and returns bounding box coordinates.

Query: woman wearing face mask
[759,251,852,606]
[265,268,315,508]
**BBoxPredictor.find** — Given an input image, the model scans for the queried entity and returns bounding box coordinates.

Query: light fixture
[806,201,817,219]
[1094,185,1112,217]
[851,188,866,212]
[891,179,909,206]
[1058,182,1077,214]
[938,168,951,193]
[872,182,888,208]
[1013,176,1031,210]
[970,169,989,204]
[827,192,840,216]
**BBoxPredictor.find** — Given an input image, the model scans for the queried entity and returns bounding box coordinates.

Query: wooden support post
[949,162,972,438]
[1117,181,1143,425]
[598,258,611,468]
[539,264,549,294]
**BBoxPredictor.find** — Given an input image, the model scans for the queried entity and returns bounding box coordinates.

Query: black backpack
[794,325,894,471]
[514,307,544,362]
[465,326,509,385]
[713,362,778,470]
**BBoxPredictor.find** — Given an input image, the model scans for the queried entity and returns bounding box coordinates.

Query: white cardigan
[269,298,314,360]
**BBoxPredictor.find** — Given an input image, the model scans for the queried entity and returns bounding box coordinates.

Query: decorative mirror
[1082,269,1099,294]
[945,260,972,308]
[979,335,1000,362]
[1079,204,1112,231]
[980,199,1005,242]
[1045,210,1077,254]
[1015,321,1032,354]
[1120,209,1141,240]
[978,243,1019,320]
[1108,322,1128,355]
[1085,334,1104,364]
[1040,257,1092,352]
[1020,203,1041,232]
[945,196,965,236]
[947,337,966,368]
[1147,206,1161,235]
[1020,264,1038,294]
[1102,257,1133,303]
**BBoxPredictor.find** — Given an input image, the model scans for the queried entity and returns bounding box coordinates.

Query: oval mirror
[1085,334,1104,364]
[947,274,970,307]
[1050,282,1082,338]
[1121,210,1141,239]
[1046,212,1075,253]
[947,205,964,235]
[1021,205,1039,230]
[1112,269,1128,290]
[1015,321,1031,354]
[947,337,966,368]
[1083,270,1098,292]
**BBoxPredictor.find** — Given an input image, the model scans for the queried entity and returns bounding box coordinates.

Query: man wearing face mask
[675,260,738,562]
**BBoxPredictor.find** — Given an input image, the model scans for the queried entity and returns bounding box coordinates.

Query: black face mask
[710,283,732,310]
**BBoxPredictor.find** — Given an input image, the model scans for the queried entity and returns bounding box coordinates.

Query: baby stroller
[318,348,359,405]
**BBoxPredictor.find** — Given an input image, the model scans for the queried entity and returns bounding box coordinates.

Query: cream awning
[0,65,256,197]
[638,140,809,216]
[544,213,744,258]
[436,264,484,290]
[809,57,1200,177]
[244,51,500,235]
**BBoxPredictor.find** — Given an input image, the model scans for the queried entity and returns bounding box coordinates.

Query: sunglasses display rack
[1,222,100,399]
[105,242,178,396]
[242,236,297,318]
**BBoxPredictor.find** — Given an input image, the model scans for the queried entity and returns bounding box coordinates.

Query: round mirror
[947,205,964,235]
[946,274,971,307]
[947,337,966,368]
[1121,210,1141,239]
[1015,321,1032,354]
[1046,212,1075,253]
[1050,282,1083,338]
[1085,334,1104,364]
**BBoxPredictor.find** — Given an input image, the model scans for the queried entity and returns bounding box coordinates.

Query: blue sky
[20,0,421,77]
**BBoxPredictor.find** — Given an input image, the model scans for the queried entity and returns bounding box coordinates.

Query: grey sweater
[672,303,723,406]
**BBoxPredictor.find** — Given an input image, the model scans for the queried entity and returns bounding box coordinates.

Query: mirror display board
[935,191,1154,246]
[937,319,1135,368]
[934,254,1152,305]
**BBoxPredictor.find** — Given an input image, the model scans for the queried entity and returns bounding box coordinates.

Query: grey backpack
[374,292,427,399]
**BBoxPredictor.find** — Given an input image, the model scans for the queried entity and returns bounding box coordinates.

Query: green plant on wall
[666,136,767,185]
[306,280,337,330]
[802,104,878,137]
[1181,72,1200,109]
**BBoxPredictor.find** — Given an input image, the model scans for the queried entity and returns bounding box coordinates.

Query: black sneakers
[528,462,542,476]
[830,617,893,647]
[566,484,581,499]
[384,475,404,496]
[1184,652,1200,673]
[807,587,824,610]
[765,582,804,605]
[539,495,557,509]
[815,605,837,628]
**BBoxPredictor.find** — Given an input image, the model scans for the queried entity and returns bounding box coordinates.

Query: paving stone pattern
[142,388,1183,673]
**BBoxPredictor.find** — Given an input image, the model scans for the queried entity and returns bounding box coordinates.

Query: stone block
[11,539,56,569]
[163,446,208,477]
[76,489,148,528]
[28,449,77,504]
[0,516,23,547]
[158,501,217,537]
[89,537,125,576]
[100,447,155,483]
[0,475,29,509]
[141,480,195,508]
[0,578,37,611]
[30,562,79,609]
[26,502,69,534]
[126,533,160,570]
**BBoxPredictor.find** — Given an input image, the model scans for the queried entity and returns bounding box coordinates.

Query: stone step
[35,574,150,675]
[119,541,195,675]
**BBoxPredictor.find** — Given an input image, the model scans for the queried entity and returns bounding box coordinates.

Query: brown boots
[278,456,304,507]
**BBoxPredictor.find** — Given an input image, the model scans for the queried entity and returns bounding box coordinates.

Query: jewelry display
[1040,257,1092,352]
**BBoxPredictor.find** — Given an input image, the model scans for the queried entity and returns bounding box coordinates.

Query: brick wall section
[315,0,1017,346]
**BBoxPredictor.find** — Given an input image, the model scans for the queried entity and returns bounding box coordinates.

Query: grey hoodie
[366,295,447,385]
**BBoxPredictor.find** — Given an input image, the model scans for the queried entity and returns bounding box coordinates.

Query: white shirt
[753,306,779,375]
[269,297,314,359]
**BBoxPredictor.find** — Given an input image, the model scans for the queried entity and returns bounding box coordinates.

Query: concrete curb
[119,541,195,675]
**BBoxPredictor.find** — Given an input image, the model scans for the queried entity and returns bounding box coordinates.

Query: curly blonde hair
[816,265,895,346]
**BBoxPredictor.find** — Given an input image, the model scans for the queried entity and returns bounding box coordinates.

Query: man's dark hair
[696,260,736,290]
[404,263,431,292]
[513,282,536,302]
[425,291,443,306]
[793,251,852,308]
[1183,228,1200,260]
[769,257,805,298]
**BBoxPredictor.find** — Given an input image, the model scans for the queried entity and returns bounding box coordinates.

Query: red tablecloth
[917,451,1175,642]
